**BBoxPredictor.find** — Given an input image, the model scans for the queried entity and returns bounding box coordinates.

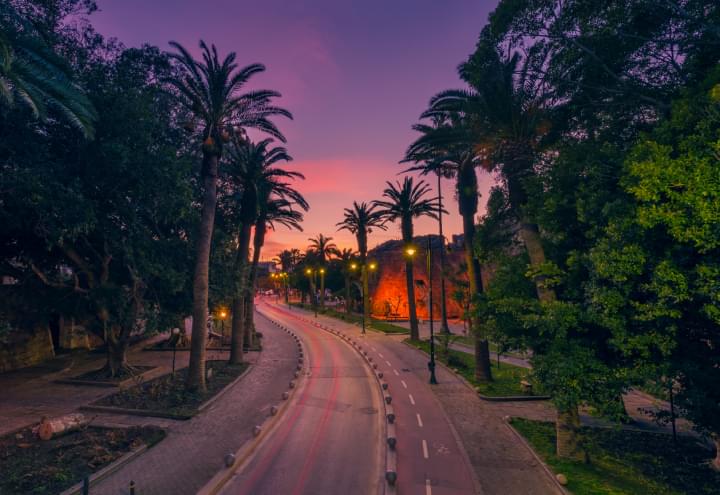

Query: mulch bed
[72,365,155,383]
[0,425,165,495]
[93,360,249,417]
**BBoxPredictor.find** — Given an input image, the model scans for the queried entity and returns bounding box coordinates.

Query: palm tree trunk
[556,406,585,460]
[320,273,325,308]
[186,153,218,392]
[457,161,492,382]
[362,266,370,323]
[243,223,265,349]
[518,221,557,303]
[406,258,419,340]
[229,222,252,364]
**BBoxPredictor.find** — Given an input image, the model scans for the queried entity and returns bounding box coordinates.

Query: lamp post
[306,268,318,317]
[351,261,376,334]
[437,171,450,334]
[426,236,438,384]
[319,268,326,309]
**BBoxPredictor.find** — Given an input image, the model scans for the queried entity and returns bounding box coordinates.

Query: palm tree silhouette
[307,234,339,307]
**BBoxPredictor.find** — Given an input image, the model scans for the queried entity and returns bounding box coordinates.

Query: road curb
[503,418,568,495]
[59,444,148,495]
[197,312,307,495]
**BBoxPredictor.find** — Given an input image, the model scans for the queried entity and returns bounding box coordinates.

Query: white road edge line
[422,439,429,459]
[416,413,423,427]
[401,380,407,389]
[425,479,432,495]
[409,394,416,405]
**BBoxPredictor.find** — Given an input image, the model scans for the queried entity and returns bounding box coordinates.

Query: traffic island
[81,360,250,420]
[0,424,165,495]
[508,418,720,495]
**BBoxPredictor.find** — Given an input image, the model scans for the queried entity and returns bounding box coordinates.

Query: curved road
[218,301,384,495]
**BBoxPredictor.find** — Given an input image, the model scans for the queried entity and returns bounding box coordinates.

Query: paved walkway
[285,301,561,495]
[93,314,298,494]
[0,335,199,436]
[397,319,694,437]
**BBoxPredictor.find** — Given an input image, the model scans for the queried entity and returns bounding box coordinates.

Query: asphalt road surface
[218,301,384,495]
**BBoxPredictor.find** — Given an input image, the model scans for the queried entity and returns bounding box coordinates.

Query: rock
[556,474,568,486]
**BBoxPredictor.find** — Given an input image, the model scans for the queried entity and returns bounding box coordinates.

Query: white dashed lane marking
[401,380,407,389]
[385,360,392,366]
[378,352,384,358]
[409,394,416,405]
[422,439,429,459]
[416,413,423,427]
[393,369,399,376]
[426,479,432,495]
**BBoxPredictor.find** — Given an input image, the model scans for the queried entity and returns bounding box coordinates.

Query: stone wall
[367,235,467,320]
[0,325,55,373]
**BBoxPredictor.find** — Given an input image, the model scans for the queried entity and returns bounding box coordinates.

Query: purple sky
[92,0,498,258]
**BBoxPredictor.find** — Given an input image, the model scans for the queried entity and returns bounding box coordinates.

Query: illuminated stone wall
[367,235,467,320]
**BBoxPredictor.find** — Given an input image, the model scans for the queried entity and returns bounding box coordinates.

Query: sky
[91,0,499,259]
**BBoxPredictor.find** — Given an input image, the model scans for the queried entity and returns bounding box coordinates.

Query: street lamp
[218,309,227,345]
[351,261,377,334]
[426,237,438,384]
[306,268,318,317]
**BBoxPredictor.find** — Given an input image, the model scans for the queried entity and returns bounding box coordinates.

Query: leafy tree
[166,41,290,391]
[374,176,440,340]
[0,1,96,136]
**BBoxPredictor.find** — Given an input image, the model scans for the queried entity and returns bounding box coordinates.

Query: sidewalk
[92,315,299,495]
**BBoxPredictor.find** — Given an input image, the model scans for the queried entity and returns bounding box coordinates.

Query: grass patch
[0,425,165,495]
[95,360,248,417]
[291,303,409,334]
[404,338,538,397]
[510,418,720,495]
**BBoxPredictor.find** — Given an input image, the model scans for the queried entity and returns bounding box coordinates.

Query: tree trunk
[229,222,252,364]
[457,159,493,382]
[406,257,419,340]
[105,336,129,378]
[362,266,370,323]
[243,221,265,348]
[556,405,585,460]
[711,433,720,472]
[186,153,219,392]
[37,414,89,441]
[320,273,325,308]
[518,221,556,303]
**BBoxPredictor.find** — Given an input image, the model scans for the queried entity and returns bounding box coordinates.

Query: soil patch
[93,360,249,417]
[0,425,165,495]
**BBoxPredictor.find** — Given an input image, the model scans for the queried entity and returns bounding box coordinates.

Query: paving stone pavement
[90,315,298,495]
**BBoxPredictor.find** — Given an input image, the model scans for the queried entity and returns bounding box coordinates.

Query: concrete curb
[197,312,307,495]
[197,364,254,412]
[502,418,568,495]
[59,444,148,495]
[79,405,194,420]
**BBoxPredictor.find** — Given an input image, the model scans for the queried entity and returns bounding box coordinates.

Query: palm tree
[0,4,96,136]
[243,196,306,340]
[223,137,303,363]
[335,248,357,314]
[337,202,386,324]
[404,116,493,382]
[373,177,440,341]
[166,40,291,391]
[307,234,338,307]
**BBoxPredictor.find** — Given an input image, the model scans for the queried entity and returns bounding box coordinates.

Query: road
[254,299,479,495]
[218,301,384,495]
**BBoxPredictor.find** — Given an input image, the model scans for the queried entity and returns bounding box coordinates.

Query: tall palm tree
[337,202,386,324]
[223,137,303,363]
[243,196,306,339]
[166,41,291,391]
[374,177,440,341]
[335,248,357,314]
[307,234,338,307]
[0,4,96,136]
[404,116,493,382]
